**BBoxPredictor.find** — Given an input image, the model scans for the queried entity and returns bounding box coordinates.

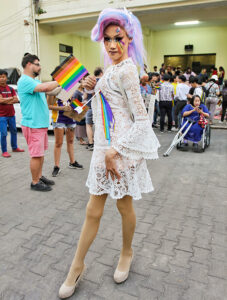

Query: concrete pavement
[0,129,226,300]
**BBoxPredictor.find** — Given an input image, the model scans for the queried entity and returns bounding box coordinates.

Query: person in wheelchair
[179,95,210,152]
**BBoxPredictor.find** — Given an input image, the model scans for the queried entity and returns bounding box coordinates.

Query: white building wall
[39,24,102,81]
[38,0,185,20]
[0,0,38,71]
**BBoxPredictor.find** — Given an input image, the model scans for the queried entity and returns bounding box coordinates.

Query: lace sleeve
[112,63,160,160]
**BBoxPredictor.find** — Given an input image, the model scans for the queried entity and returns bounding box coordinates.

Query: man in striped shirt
[159,74,174,132]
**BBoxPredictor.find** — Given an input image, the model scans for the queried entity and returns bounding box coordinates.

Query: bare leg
[116,195,136,271]
[66,128,75,164]
[64,194,107,286]
[30,157,43,184]
[39,156,44,179]
[86,124,93,144]
[54,128,64,167]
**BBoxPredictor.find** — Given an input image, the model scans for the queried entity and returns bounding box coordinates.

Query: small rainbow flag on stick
[99,91,115,144]
[70,98,85,114]
[51,55,88,92]
[63,98,89,122]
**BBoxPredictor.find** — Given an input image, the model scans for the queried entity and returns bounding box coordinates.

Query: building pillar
[22,0,37,55]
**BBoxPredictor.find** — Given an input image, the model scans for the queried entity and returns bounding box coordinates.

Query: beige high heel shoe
[58,265,86,299]
[114,253,133,284]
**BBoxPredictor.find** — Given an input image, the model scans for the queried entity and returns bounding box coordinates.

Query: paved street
[0,129,227,300]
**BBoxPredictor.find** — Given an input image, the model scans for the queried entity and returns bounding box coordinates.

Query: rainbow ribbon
[99,91,115,145]
[51,55,88,92]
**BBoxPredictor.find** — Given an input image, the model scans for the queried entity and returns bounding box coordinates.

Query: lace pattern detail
[87,58,160,200]
[86,149,154,200]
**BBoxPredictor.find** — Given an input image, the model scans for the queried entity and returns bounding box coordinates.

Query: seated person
[179,95,210,152]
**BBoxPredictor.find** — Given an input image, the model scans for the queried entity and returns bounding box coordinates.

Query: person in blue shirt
[17,53,59,192]
[179,95,210,152]
[140,75,152,112]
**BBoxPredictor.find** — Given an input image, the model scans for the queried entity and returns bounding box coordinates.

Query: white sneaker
[219,120,224,124]
[172,127,179,132]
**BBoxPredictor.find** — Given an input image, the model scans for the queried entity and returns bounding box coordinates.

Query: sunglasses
[32,63,41,67]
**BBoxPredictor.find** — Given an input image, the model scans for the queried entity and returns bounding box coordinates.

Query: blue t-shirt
[182,104,210,121]
[17,75,49,128]
[140,84,152,95]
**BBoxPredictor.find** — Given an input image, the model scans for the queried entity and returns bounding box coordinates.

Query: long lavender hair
[91,8,146,73]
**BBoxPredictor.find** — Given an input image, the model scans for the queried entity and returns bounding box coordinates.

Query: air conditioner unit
[185,44,193,51]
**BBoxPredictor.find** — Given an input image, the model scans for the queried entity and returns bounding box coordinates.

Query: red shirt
[0,85,16,117]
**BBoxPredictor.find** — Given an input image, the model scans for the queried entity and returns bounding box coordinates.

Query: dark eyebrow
[103,33,123,38]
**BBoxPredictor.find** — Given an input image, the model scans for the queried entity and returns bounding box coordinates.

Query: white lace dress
[86,58,160,200]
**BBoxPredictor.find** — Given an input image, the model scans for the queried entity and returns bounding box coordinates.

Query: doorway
[164,53,216,74]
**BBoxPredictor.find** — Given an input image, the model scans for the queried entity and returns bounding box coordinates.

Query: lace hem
[86,182,154,201]
[86,161,154,200]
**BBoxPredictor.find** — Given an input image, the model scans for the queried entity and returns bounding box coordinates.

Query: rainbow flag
[71,98,83,110]
[51,55,88,92]
[70,98,86,114]
[99,91,115,144]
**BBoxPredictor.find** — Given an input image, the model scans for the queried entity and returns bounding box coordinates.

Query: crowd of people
[0,6,227,299]
[140,63,226,135]
[1,61,226,164]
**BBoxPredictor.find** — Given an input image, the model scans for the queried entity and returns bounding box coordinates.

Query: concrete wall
[39,24,227,80]
[39,25,101,81]
[0,0,38,71]
[0,0,25,69]
[151,26,227,72]
[38,0,185,20]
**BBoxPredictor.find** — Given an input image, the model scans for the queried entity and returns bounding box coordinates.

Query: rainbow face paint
[117,40,124,54]
[116,27,121,33]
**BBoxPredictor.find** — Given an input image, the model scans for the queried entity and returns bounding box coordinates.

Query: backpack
[201,86,206,104]
[205,82,214,97]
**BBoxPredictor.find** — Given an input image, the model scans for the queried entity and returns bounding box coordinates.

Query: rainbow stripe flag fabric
[71,98,83,110]
[51,55,88,92]
[70,98,88,114]
[99,91,115,145]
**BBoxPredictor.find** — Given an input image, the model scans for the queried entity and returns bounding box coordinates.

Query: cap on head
[211,75,218,81]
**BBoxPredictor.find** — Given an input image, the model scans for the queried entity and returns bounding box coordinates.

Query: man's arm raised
[34,81,59,93]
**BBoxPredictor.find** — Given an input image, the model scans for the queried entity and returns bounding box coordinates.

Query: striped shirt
[159,82,174,101]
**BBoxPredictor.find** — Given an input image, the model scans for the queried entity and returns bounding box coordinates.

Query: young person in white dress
[59,8,160,299]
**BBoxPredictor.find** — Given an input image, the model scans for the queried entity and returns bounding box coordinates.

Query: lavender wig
[91,8,146,72]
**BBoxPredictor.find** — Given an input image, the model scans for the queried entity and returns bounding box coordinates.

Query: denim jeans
[0,116,17,153]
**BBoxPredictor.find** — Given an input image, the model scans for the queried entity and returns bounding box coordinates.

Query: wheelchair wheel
[176,140,182,150]
[201,125,211,151]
